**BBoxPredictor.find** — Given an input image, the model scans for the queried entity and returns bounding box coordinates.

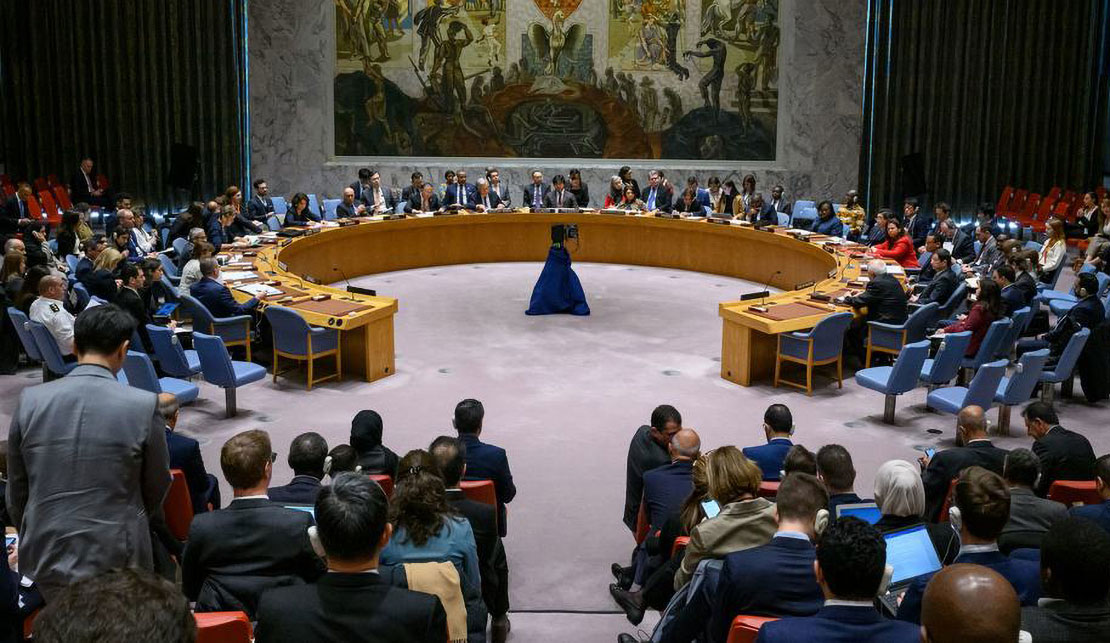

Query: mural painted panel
[333,0,779,159]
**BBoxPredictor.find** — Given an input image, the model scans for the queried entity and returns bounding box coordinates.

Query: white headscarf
[874,459,925,518]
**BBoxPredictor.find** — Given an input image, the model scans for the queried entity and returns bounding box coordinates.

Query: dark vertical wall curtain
[0,0,247,212]
[860,0,1107,215]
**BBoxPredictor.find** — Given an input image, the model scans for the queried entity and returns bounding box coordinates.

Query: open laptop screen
[835,502,882,525]
[884,524,943,586]
[284,504,315,519]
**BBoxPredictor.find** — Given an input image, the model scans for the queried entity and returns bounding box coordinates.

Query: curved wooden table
[241,213,864,385]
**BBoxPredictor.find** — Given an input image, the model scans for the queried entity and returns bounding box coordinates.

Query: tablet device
[883,524,943,588]
[284,505,315,519]
[155,302,178,317]
[835,502,882,524]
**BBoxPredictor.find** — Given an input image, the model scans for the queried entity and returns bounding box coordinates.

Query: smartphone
[701,499,721,519]
[925,448,936,459]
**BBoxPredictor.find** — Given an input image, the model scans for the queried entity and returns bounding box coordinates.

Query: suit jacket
[254,571,447,643]
[760,604,920,642]
[1001,284,1026,316]
[523,183,549,210]
[268,475,323,505]
[542,189,578,209]
[642,460,694,529]
[1022,600,1110,643]
[923,440,1009,521]
[167,428,215,515]
[1033,426,1096,496]
[489,182,511,207]
[337,200,363,219]
[359,185,396,212]
[191,276,259,318]
[283,207,321,227]
[467,190,503,212]
[6,364,169,601]
[906,213,934,249]
[247,195,275,222]
[115,286,152,350]
[971,236,1003,275]
[949,228,976,262]
[918,268,959,306]
[642,184,673,212]
[74,256,95,283]
[3,196,30,228]
[898,549,1041,624]
[742,438,793,481]
[446,487,509,616]
[1002,487,1067,539]
[846,274,909,324]
[1070,500,1110,534]
[1014,271,1038,306]
[676,497,777,589]
[183,498,325,618]
[460,433,515,537]
[810,214,843,236]
[827,492,867,518]
[69,169,98,204]
[624,425,671,531]
[443,183,476,208]
[405,192,441,213]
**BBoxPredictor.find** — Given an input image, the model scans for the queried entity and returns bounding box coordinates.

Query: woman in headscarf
[873,459,959,564]
[350,409,400,478]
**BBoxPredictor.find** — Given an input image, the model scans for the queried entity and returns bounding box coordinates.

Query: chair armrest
[867,321,905,332]
[212,315,252,326]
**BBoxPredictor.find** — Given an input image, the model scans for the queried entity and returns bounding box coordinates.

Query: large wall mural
[333,0,779,160]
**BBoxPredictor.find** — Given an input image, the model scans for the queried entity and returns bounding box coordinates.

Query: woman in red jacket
[870,218,919,268]
[939,278,1005,356]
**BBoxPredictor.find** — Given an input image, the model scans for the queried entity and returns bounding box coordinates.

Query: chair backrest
[1023,240,1043,252]
[995,307,1031,358]
[776,212,789,226]
[65,254,79,272]
[905,302,939,343]
[27,320,69,373]
[122,350,164,394]
[757,480,780,498]
[271,195,289,215]
[998,349,1049,404]
[307,193,321,216]
[264,305,313,354]
[937,283,968,319]
[889,341,932,394]
[924,331,973,384]
[194,611,253,643]
[459,479,497,507]
[727,615,779,643]
[368,474,394,497]
[172,237,189,257]
[163,469,195,541]
[996,186,1014,214]
[1096,272,1110,298]
[968,318,1012,368]
[160,226,171,249]
[147,324,194,378]
[193,331,236,386]
[963,359,1009,409]
[71,281,90,312]
[182,294,217,330]
[1043,260,1065,289]
[1047,480,1101,507]
[8,308,42,361]
[52,185,73,210]
[1046,327,1090,380]
[266,214,281,231]
[158,252,179,278]
[323,198,341,221]
[810,312,854,361]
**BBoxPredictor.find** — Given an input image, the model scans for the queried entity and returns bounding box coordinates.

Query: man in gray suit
[1000,448,1067,552]
[7,304,170,601]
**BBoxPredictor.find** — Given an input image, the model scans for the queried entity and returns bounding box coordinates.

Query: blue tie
[533,186,541,209]
[648,189,656,210]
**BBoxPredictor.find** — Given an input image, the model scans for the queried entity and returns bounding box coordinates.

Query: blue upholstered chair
[1040,327,1090,402]
[920,331,972,390]
[8,308,43,377]
[122,351,199,404]
[323,198,341,221]
[71,282,91,312]
[1023,240,1043,252]
[1036,262,1065,291]
[935,283,968,322]
[264,305,341,390]
[193,332,267,417]
[994,307,1031,360]
[65,254,79,272]
[855,340,931,423]
[776,212,790,227]
[271,196,289,215]
[265,215,282,232]
[866,302,937,367]
[181,294,252,361]
[773,312,853,395]
[158,253,180,282]
[307,193,321,217]
[925,359,1008,416]
[146,324,201,379]
[794,200,815,213]
[27,320,78,378]
[994,349,1050,433]
[172,237,189,257]
[961,318,1012,373]
[160,227,170,249]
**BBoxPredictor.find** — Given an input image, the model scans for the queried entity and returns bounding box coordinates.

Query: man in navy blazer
[1023,402,1096,497]
[443,169,477,208]
[742,404,795,481]
[247,179,275,223]
[467,179,504,212]
[523,170,549,211]
[920,406,1008,521]
[268,432,328,505]
[160,395,220,515]
[455,398,516,537]
[191,259,259,318]
[642,429,700,530]
[816,445,870,518]
[757,517,920,642]
[1070,454,1110,534]
[898,466,1041,624]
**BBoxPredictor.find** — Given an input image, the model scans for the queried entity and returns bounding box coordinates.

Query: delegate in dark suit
[845,273,909,324]
[114,286,153,351]
[191,276,259,318]
[460,433,516,538]
[404,192,442,213]
[1001,284,1026,316]
[624,425,671,531]
[641,185,673,212]
[6,364,170,601]
[917,269,958,306]
[247,195,275,222]
[1033,426,1096,496]
[522,183,549,210]
[1001,487,1067,544]
[743,438,793,481]
[542,190,578,209]
[336,200,363,219]
[443,183,476,208]
[922,440,1008,521]
[447,487,509,617]
[3,196,30,230]
[906,214,933,250]
[254,571,447,643]
[642,460,693,529]
[759,604,920,642]
[182,498,325,617]
[948,228,976,263]
[283,208,321,227]
[1070,501,1110,534]
[1021,601,1110,642]
[362,186,397,213]
[1013,271,1038,306]
[268,475,323,505]
[897,550,1041,623]
[467,190,503,211]
[166,428,220,515]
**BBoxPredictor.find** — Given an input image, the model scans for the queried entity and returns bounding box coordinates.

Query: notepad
[221,270,257,281]
[236,282,282,297]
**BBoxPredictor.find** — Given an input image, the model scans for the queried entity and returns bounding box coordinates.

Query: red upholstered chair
[460,479,497,507]
[194,611,252,643]
[52,185,73,210]
[1047,480,1100,507]
[995,186,1014,216]
[96,173,110,190]
[726,615,779,643]
[46,173,60,187]
[1016,193,1039,223]
[22,607,40,640]
[634,496,650,544]
[32,177,48,193]
[37,190,61,225]
[1003,189,1027,217]
[164,469,195,541]
[937,477,959,522]
[368,474,393,497]
[25,195,43,222]
[1034,196,1056,221]
[757,480,780,498]
[1,184,13,197]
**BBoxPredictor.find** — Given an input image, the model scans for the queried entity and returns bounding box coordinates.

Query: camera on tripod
[551,223,579,244]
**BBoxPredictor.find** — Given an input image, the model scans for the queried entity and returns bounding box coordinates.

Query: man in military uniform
[28,275,75,358]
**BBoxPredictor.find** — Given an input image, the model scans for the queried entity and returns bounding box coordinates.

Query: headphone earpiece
[814,509,830,537]
[322,455,333,476]
[877,564,894,596]
[308,526,326,558]
[948,506,962,533]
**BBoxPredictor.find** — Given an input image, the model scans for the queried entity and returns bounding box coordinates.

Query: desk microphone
[760,270,782,307]
[334,266,377,297]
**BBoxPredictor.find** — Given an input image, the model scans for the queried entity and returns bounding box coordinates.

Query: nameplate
[383,213,406,220]
[311,294,331,301]
[303,274,320,284]
[337,219,358,227]
[828,269,838,278]
[277,261,288,271]
[656,212,683,219]
[794,281,816,290]
[809,293,832,302]
[433,210,458,216]
[706,217,731,225]
[303,228,320,236]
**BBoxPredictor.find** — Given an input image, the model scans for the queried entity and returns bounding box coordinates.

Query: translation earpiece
[308,526,326,558]
[948,506,962,533]
[322,455,333,475]
[877,564,894,595]
[814,509,830,537]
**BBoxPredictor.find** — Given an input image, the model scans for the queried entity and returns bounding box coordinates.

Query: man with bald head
[337,187,366,219]
[921,564,1021,642]
[919,405,1009,522]
[29,275,76,357]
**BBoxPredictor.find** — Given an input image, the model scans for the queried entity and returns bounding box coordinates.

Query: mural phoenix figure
[527,10,586,78]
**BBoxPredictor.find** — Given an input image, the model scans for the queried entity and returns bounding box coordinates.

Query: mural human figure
[362,61,394,140]
[663,86,683,126]
[477,17,501,66]
[438,21,474,113]
[663,11,690,80]
[754,23,779,89]
[635,17,665,69]
[414,0,459,71]
[734,62,755,129]
[337,0,372,60]
[684,38,727,120]
[384,0,403,38]
[603,67,618,95]
[490,66,506,91]
[365,0,391,61]
[639,77,659,130]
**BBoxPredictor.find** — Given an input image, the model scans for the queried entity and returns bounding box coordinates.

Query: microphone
[761,269,782,307]
[333,266,376,297]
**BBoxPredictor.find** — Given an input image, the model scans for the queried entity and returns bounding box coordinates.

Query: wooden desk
[230,213,868,385]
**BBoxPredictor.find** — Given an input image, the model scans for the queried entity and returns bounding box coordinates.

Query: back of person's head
[775,472,828,524]
[74,304,136,357]
[651,404,682,430]
[326,444,359,479]
[288,432,329,477]
[198,257,219,277]
[92,247,123,272]
[34,568,196,643]
[157,393,180,426]
[117,261,140,285]
[783,444,817,476]
[350,409,384,453]
[705,446,762,504]
[763,403,792,435]
[954,466,1010,540]
[817,517,886,600]
[1076,272,1099,299]
[920,564,1020,643]
[934,247,952,266]
[315,472,390,563]
[1002,448,1039,488]
[220,429,272,490]
[429,435,467,487]
[816,444,855,492]
[454,398,485,434]
[1021,401,1059,429]
[391,449,451,547]
[873,459,925,518]
[1040,517,1110,604]
[1096,453,1110,488]
[669,428,701,460]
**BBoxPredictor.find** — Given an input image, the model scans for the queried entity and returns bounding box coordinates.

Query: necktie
[557,191,563,207]
[484,195,490,209]
[648,189,655,210]
[533,186,541,209]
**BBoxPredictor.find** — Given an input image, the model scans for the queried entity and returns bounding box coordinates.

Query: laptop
[835,502,882,524]
[284,504,315,519]
[877,524,944,616]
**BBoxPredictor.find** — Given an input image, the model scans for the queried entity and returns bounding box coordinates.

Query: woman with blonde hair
[673,446,776,589]
[1037,218,1066,283]
[873,459,958,564]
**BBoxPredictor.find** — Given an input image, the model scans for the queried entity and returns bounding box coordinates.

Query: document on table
[221,270,258,281]
[236,282,282,297]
